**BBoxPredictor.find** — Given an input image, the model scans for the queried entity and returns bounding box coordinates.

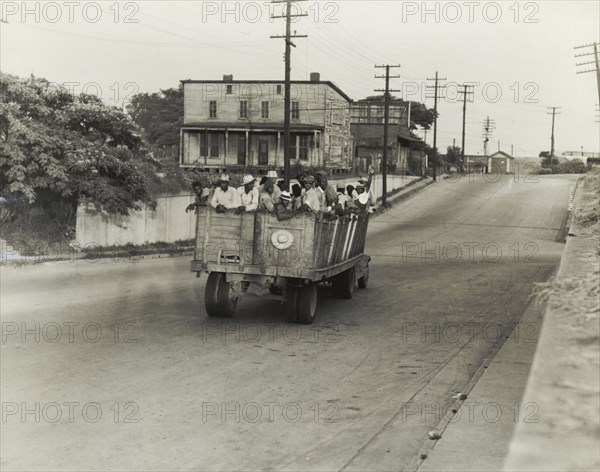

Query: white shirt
[237,186,260,211]
[304,186,327,212]
[211,187,240,209]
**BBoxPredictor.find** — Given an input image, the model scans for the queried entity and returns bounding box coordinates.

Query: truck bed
[191,207,369,281]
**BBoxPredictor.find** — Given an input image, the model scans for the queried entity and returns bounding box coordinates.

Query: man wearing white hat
[211,173,240,213]
[262,169,281,203]
[354,170,375,212]
[236,174,259,213]
[275,190,297,221]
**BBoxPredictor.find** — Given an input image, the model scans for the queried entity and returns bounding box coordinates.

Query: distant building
[560,150,600,165]
[179,73,353,173]
[350,98,419,172]
[464,151,514,173]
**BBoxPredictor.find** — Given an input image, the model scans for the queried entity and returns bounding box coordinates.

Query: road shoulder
[502,173,600,471]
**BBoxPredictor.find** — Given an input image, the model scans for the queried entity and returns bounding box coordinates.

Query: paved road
[1,174,577,471]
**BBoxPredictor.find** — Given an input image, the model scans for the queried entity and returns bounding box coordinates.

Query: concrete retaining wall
[75,194,196,247]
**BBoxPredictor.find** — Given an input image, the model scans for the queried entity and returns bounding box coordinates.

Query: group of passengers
[186,169,374,220]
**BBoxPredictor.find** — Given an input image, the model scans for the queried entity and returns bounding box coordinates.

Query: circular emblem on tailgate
[271,230,294,250]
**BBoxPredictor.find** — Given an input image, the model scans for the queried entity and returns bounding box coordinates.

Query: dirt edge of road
[502,172,600,471]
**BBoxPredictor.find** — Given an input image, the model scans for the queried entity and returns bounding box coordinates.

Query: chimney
[223,74,233,82]
[310,72,320,82]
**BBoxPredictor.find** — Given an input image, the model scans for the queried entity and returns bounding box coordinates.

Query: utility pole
[575,42,600,105]
[375,64,401,206]
[547,106,561,165]
[457,85,474,173]
[270,0,307,184]
[426,71,446,181]
[482,116,496,156]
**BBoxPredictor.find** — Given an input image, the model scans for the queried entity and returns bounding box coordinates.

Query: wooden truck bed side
[192,207,369,281]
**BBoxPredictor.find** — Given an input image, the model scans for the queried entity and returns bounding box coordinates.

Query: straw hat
[241,174,255,185]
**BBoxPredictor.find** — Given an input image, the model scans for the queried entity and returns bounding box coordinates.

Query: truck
[190,207,371,324]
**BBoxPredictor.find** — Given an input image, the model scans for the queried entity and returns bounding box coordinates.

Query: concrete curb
[502,175,600,471]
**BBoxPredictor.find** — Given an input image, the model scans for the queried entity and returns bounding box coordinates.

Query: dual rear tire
[286,283,317,325]
[205,272,238,317]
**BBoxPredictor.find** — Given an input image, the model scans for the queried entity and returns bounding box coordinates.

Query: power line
[270,0,307,183]
[575,42,600,104]
[426,72,447,181]
[457,85,475,173]
[482,116,496,156]
[375,64,401,206]
[546,106,562,164]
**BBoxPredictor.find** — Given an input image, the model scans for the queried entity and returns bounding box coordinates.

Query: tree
[127,86,183,147]
[0,73,158,216]
[445,145,462,167]
[362,95,435,130]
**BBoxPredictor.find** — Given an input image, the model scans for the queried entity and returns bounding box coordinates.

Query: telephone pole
[375,64,401,206]
[482,116,496,156]
[457,85,474,173]
[575,42,600,105]
[547,106,561,165]
[270,0,307,184]
[426,71,447,181]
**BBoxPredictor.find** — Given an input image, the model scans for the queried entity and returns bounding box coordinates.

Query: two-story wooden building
[179,73,353,173]
[350,98,418,173]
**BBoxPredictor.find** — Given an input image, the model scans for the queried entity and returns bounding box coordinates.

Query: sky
[1,0,599,156]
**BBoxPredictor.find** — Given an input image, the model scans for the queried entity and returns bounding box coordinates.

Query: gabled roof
[490,150,514,159]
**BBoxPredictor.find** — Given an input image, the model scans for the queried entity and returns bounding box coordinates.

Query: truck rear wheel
[205,272,238,317]
[296,285,318,325]
[332,267,355,299]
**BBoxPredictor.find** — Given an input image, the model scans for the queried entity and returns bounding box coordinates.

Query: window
[209,101,217,118]
[261,101,269,119]
[291,101,300,119]
[239,100,248,118]
[276,84,282,95]
[299,135,309,160]
[200,133,220,159]
[226,84,233,94]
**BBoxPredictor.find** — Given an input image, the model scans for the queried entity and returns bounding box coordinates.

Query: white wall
[75,194,196,247]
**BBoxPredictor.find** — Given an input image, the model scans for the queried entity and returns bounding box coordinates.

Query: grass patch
[80,240,194,260]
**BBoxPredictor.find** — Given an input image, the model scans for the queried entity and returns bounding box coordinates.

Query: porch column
[313,130,318,166]
[277,131,281,168]
[245,130,249,166]
[224,130,229,168]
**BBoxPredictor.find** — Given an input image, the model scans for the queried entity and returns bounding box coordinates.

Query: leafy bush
[0,73,159,216]
[539,167,553,175]
[556,159,587,174]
